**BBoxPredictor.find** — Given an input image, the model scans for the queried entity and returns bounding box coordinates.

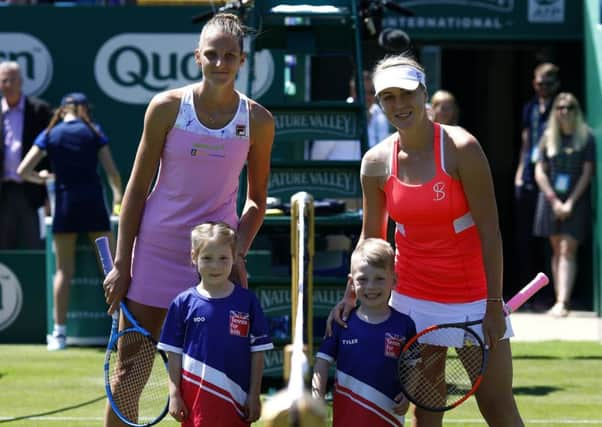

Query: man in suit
[0,61,53,249]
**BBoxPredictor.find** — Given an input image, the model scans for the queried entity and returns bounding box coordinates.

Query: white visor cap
[373,65,426,96]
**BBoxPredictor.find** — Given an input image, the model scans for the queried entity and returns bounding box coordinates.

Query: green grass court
[1,342,602,426]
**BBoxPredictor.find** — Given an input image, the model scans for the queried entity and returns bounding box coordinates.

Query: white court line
[1,416,602,424]
[447,420,602,425]
[0,417,104,421]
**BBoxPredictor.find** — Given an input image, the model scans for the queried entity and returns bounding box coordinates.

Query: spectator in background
[310,70,391,160]
[430,89,459,125]
[534,93,595,317]
[158,222,273,425]
[0,61,52,249]
[17,92,123,350]
[513,62,560,298]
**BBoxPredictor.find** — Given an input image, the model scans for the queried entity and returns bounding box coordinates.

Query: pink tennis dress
[127,86,251,308]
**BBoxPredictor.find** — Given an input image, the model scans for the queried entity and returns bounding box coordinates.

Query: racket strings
[108,331,167,424]
[399,327,485,410]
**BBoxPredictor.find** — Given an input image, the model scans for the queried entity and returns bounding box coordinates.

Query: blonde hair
[350,238,395,274]
[191,221,237,262]
[540,92,589,158]
[200,13,247,52]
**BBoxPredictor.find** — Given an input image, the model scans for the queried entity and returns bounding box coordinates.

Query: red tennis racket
[398,272,549,412]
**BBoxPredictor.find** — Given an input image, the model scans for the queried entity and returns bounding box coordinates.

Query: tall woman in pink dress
[329,52,523,427]
[101,13,274,426]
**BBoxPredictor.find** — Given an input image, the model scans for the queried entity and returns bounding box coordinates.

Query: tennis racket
[96,236,169,427]
[398,272,549,412]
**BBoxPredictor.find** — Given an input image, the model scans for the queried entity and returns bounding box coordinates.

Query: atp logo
[433,181,446,201]
[0,263,23,331]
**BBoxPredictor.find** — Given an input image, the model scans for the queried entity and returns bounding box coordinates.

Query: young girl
[158,222,273,426]
[17,92,122,351]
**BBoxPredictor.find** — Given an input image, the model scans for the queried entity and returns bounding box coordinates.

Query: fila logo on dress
[433,181,446,201]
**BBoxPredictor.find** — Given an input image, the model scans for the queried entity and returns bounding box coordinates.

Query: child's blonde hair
[191,221,237,262]
[350,238,395,274]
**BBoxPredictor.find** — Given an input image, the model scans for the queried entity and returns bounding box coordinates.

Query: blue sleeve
[249,291,274,352]
[33,130,49,150]
[316,322,340,363]
[157,295,187,354]
[94,123,109,147]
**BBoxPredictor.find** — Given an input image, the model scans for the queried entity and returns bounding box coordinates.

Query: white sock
[53,324,66,337]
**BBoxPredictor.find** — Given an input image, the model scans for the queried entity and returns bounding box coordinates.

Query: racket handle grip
[95,236,114,275]
[505,272,550,313]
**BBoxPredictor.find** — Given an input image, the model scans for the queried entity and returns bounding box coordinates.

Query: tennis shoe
[47,334,67,351]
[547,302,569,318]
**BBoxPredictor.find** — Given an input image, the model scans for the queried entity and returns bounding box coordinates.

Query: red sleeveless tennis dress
[383,123,487,303]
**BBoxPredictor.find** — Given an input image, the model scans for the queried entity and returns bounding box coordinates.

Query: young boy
[312,238,416,427]
[158,222,273,426]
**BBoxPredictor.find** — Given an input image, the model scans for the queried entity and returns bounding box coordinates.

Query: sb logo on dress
[433,181,446,201]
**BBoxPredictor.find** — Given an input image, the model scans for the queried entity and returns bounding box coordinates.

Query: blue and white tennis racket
[96,236,169,427]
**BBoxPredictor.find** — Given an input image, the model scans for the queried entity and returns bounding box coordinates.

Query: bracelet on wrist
[486,297,503,303]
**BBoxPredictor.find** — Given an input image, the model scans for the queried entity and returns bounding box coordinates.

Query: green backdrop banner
[383,0,582,40]
[0,251,46,343]
[0,2,584,182]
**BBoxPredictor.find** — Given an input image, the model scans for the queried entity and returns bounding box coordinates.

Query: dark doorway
[438,42,590,310]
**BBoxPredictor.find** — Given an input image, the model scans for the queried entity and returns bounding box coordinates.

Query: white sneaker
[47,334,67,351]
[547,302,569,318]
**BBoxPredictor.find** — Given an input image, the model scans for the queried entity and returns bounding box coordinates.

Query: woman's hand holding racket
[96,236,170,427]
[397,272,550,412]
[481,301,507,349]
[102,261,131,315]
